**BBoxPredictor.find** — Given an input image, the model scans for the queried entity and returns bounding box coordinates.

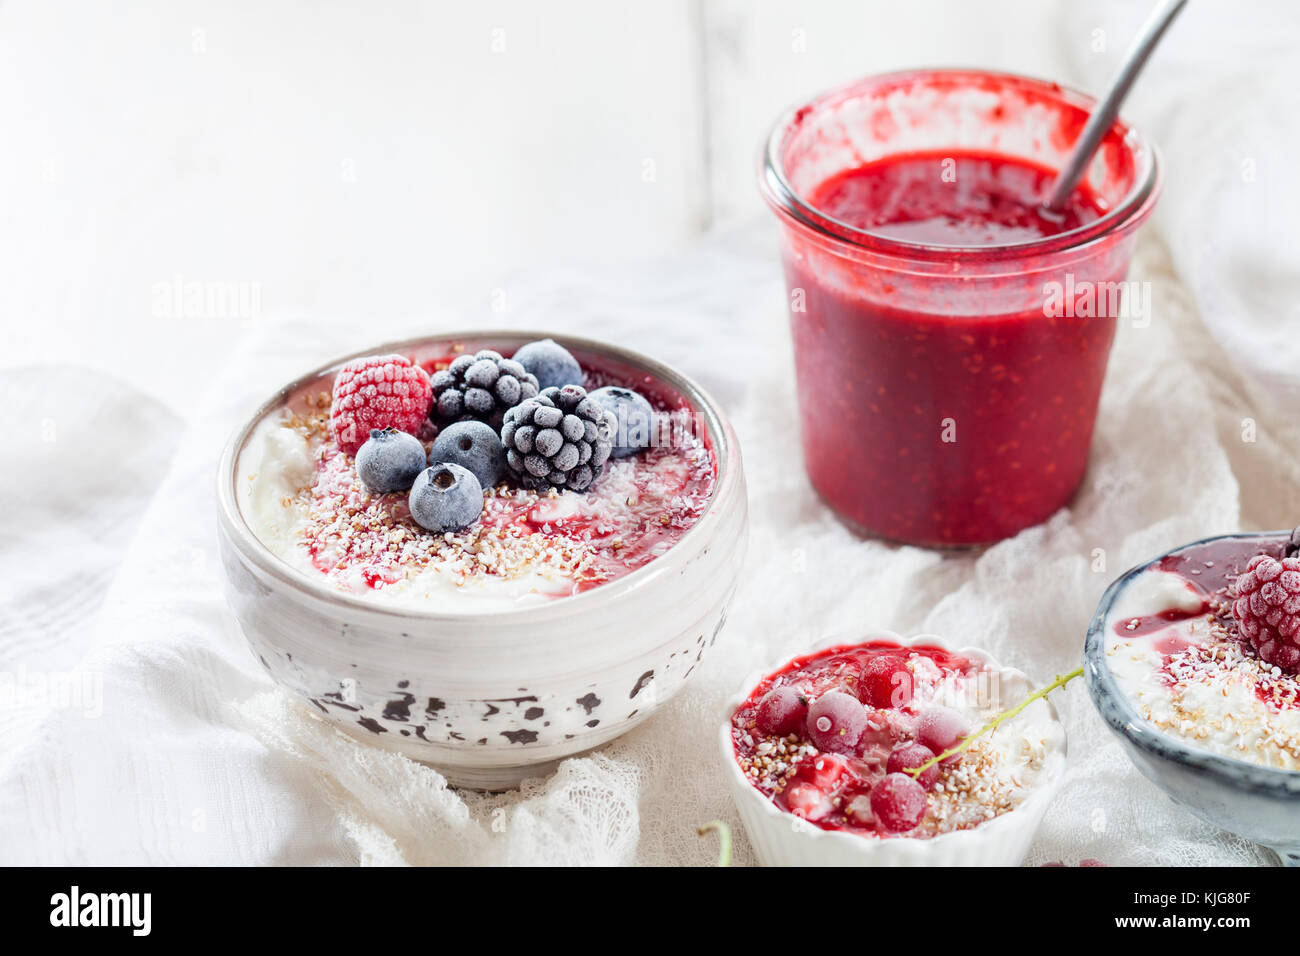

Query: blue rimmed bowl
[1084,530,1300,865]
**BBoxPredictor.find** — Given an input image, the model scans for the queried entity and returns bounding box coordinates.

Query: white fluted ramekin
[720,632,1066,866]
[217,331,747,790]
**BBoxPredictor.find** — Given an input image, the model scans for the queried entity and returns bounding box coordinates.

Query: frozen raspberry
[805,690,868,755]
[783,782,832,822]
[794,753,849,791]
[917,707,969,763]
[1231,553,1300,673]
[886,741,939,790]
[330,354,432,456]
[869,772,927,832]
[860,654,912,708]
[754,685,808,736]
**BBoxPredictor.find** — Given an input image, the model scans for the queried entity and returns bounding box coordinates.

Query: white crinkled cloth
[1066,0,1300,421]
[2,220,1298,865]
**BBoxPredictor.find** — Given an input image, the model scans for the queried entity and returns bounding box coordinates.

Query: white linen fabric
[1065,0,1300,420]
[2,224,1297,866]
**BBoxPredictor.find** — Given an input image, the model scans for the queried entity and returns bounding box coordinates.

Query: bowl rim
[215,329,743,625]
[758,67,1163,264]
[1084,530,1300,794]
[718,630,1068,859]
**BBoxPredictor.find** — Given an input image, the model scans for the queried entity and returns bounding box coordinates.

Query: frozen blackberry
[501,384,614,492]
[429,349,539,429]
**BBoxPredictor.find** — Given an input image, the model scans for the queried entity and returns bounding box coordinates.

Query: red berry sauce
[813,152,1101,245]
[788,151,1122,546]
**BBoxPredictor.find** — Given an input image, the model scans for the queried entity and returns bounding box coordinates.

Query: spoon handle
[1044,0,1188,212]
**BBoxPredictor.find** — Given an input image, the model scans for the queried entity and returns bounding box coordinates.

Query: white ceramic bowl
[217,331,748,790]
[720,632,1067,866]
[1085,531,1300,865]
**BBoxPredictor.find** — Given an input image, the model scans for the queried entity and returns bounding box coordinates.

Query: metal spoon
[1043,0,1189,213]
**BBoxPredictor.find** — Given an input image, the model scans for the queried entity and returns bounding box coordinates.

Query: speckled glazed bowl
[217,331,748,790]
[720,632,1067,866]
[1085,531,1300,866]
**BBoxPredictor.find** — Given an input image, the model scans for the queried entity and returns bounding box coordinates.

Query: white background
[7,0,1294,406]
[2,0,1118,413]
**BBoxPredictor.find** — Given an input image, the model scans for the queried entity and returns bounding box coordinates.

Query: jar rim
[759,68,1162,263]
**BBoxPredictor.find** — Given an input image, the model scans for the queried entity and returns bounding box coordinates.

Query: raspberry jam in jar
[760,70,1161,546]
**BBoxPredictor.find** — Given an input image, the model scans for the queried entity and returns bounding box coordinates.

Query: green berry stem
[906,666,1084,780]
[696,820,732,867]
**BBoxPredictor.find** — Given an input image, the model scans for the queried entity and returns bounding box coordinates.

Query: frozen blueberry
[408,463,483,533]
[355,427,427,494]
[588,386,654,458]
[512,338,583,391]
[429,420,506,490]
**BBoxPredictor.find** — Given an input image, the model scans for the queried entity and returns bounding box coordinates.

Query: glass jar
[760,69,1161,547]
